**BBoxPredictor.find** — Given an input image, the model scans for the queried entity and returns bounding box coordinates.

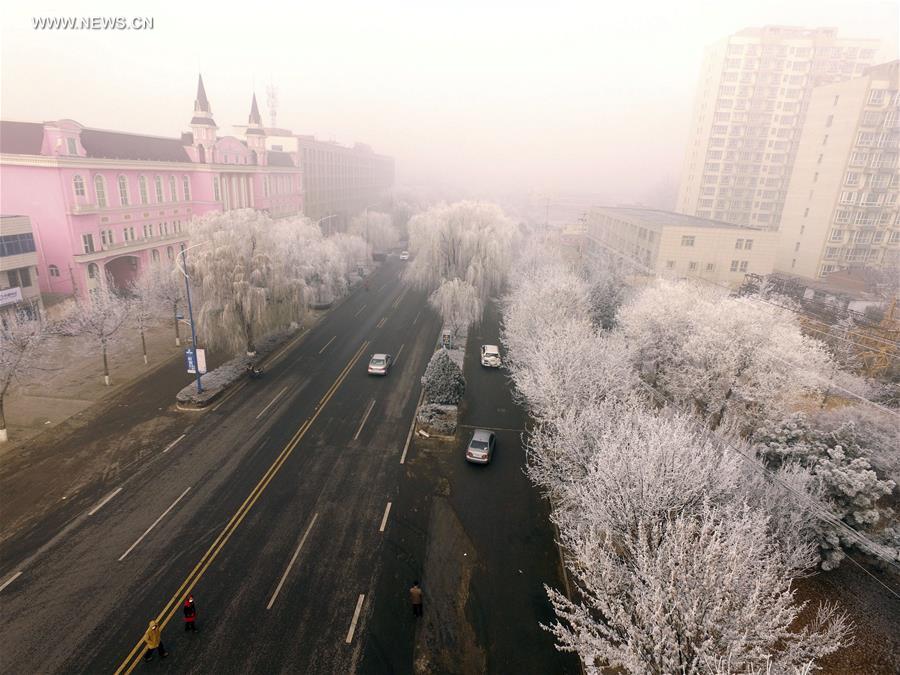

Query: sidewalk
[2,320,189,453]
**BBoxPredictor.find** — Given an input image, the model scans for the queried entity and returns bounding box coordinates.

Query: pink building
[0,76,303,297]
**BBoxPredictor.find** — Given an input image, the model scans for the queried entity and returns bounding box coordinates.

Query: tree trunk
[174,304,181,346]
[102,339,110,386]
[141,326,148,365]
[0,393,7,443]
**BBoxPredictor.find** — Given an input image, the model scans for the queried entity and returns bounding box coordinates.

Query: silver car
[367,353,392,375]
[480,344,501,367]
[465,429,496,464]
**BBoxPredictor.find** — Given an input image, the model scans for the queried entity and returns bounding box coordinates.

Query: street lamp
[176,242,205,394]
[314,213,338,235]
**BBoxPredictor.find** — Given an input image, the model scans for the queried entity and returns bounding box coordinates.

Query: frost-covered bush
[753,413,898,569]
[415,403,458,436]
[423,348,466,405]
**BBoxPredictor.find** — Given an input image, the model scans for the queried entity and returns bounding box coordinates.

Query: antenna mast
[266,83,278,129]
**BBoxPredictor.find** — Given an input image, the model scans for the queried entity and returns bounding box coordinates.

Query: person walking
[409,580,423,617]
[143,619,167,661]
[183,595,197,632]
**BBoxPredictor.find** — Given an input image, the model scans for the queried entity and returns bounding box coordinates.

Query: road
[1,258,575,674]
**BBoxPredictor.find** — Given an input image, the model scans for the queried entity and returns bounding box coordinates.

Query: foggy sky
[2,0,897,204]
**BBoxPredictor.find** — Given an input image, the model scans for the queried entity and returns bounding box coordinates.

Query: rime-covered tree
[0,310,53,442]
[405,201,518,303]
[428,279,481,338]
[348,210,398,253]
[127,268,162,364]
[189,209,309,355]
[617,279,834,431]
[423,348,466,405]
[143,258,185,346]
[54,280,130,386]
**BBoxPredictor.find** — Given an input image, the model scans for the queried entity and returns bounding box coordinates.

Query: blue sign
[185,348,197,373]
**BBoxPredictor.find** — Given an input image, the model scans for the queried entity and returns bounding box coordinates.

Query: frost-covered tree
[423,348,466,405]
[189,209,309,355]
[753,413,898,569]
[428,279,481,338]
[145,259,185,346]
[527,402,848,673]
[127,268,162,364]
[0,310,53,442]
[585,262,628,331]
[55,280,130,386]
[617,279,834,431]
[406,201,518,303]
[348,210,398,253]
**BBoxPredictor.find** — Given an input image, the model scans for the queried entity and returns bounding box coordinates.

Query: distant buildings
[234,127,395,233]
[0,215,44,323]
[585,207,777,286]
[0,76,303,298]
[677,26,879,230]
[775,61,900,279]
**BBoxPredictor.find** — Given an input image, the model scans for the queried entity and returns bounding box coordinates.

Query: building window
[73,175,86,197]
[0,233,36,257]
[166,246,174,260]
[6,268,30,287]
[730,260,739,272]
[735,239,744,249]
[182,176,191,201]
[152,249,160,263]
[666,260,675,269]
[139,176,149,204]
[47,264,60,278]
[88,263,99,279]
[681,236,695,247]
[213,177,221,201]
[155,176,164,203]
[123,226,136,242]
[744,239,753,250]
[94,175,107,207]
[795,242,800,252]
[118,176,129,206]
[706,263,714,272]
[688,261,698,271]
[739,261,748,272]
[101,229,114,247]
[82,233,95,253]
[169,176,177,202]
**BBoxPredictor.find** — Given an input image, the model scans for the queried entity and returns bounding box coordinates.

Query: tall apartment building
[677,26,879,229]
[235,127,395,233]
[775,61,899,280]
[585,207,777,287]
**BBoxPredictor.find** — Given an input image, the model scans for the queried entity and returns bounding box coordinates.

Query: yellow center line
[115,340,369,674]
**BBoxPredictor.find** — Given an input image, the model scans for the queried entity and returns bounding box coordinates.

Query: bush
[424,348,466,404]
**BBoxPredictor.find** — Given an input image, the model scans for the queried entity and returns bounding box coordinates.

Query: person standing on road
[183,595,197,632]
[143,619,167,661]
[409,580,423,617]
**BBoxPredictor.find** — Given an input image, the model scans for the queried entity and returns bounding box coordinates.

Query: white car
[367,353,393,375]
[480,344,501,367]
[399,250,409,261]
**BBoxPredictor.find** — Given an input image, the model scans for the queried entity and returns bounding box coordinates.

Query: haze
[2,0,897,203]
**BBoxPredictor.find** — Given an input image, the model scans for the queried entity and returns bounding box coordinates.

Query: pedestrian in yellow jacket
[143,620,168,661]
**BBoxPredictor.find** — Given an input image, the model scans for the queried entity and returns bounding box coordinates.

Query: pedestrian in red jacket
[183,595,197,632]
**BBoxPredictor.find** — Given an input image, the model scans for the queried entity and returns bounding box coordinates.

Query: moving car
[367,353,393,375]
[480,344,501,367]
[465,429,496,464]
[400,250,409,261]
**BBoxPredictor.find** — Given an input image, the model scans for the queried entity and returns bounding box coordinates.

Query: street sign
[441,330,452,349]
[185,348,207,374]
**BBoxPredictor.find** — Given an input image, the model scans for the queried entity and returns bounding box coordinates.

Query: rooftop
[591,206,766,231]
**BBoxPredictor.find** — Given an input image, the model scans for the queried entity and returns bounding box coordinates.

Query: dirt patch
[413,497,485,675]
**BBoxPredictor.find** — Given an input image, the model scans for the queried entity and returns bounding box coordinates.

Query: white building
[0,215,44,323]
[586,207,777,287]
[776,61,900,279]
[677,26,879,229]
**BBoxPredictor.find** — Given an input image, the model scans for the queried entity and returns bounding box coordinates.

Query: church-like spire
[249,93,262,125]
[195,74,211,113]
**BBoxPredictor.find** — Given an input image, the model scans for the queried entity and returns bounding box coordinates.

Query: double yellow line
[115,340,370,674]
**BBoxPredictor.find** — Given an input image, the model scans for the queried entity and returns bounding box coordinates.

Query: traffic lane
[126,300,440,673]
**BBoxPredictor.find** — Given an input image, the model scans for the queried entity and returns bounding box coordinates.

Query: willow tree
[189,209,309,356]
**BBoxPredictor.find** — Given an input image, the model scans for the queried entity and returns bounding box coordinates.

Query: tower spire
[194,74,211,113]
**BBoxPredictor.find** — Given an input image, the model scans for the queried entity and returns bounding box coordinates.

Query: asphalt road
[1,258,574,674]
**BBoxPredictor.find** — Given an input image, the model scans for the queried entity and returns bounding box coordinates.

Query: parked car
[465,429,496,464]
[400,250,409,261]
[480,344,501,367]
[367,353,393,375]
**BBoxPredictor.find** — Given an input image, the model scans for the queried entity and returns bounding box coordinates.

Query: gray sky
[2,0,897,203]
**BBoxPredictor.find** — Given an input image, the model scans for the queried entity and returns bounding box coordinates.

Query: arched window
[118,175,129,206]
[182,176,191,201]
[94,175,107,207]
[198,145,206,163]
[73,175,85,197]
[213,176,221,201]
[87,263,99,279]
[169,176,177,202]
[139,176,149,204]
[154,176,164,203]
[151,249,160,262]
[250,150,257,165]
[49,264,60,277]
[166,246,174,260]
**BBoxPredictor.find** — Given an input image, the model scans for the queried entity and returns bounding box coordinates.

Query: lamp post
[177,242,205,394]
[314,214,338,235]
